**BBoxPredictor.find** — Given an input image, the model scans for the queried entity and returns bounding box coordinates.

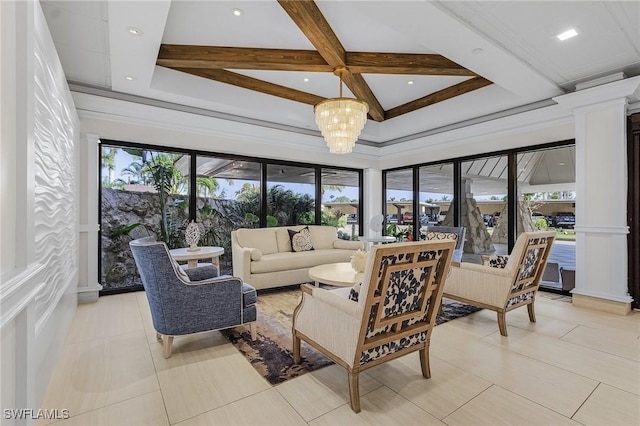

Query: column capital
[553,75,640,112]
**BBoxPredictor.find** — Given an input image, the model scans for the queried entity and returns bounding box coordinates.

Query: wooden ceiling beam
[346,52,477,76]
[385,77,493,120]
[158,45,476,77]
[157,45,332,72]
[278,0,385,121]
[172,67,325,106]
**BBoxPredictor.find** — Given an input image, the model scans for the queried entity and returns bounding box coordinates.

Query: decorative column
[554,76,640,314]
[77,133,102,303]
[363,168,382,238]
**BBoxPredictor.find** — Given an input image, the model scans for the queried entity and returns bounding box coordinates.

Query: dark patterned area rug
[221,284,481,385]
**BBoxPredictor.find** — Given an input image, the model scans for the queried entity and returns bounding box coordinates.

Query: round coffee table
[169,246,224,269]
[308,262,363,287]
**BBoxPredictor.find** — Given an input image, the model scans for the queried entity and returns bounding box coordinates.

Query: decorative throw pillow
[288,226,314,252]
[348,283,361,302]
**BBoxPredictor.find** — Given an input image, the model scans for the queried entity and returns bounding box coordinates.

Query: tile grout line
[132,291,171,426]
[569,382,602,421]
[440,383,496,425]
[474,323,636,395]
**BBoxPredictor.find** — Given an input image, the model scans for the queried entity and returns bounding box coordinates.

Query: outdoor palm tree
[101,147,116,185]
[196,176,219,197]
[120,161,145,185]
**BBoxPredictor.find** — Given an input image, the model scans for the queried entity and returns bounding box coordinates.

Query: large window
[461,155,509,259]
[266,165,315,226]
[322,168,361,240]
[383,141,576,292]
[418,163,454,239]
[100,145,190,290]
[188,156,262,275]
[517,146,576,291]
[384,168,414,240]
[99,141,363,293]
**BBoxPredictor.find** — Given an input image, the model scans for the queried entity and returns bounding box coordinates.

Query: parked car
[402,211,413,223]
[419,213,433,225]
[346,213,358,223]
[531,211,548,228]
[437,210,448,224]
[492,211,501,224]
[550,212,575,229]
[386,214,399,224]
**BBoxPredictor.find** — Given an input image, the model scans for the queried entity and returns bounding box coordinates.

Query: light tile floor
[39,292,640,425]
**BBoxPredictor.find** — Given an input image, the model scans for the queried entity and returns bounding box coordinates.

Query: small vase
[185,221,201,252]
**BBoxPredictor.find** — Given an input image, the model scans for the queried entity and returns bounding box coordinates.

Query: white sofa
[231,225,365,290]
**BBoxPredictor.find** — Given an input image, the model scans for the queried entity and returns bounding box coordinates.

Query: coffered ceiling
[41,0,640,145]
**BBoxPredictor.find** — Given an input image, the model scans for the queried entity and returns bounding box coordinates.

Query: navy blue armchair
[130,237,257,358]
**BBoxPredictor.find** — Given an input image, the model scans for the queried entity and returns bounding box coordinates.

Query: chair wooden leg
[497,311,508,336]
[293,333,301,364]
[348,371,361,413]
[527,302,536,323]
[163,336,174,359]
[250,322,257,341]
[419,346,431,379]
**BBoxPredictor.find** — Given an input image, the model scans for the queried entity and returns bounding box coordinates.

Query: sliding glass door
[99,141,364,293]
[100,145,190,290]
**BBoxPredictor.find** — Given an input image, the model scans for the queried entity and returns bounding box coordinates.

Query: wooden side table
[169,246,224,269]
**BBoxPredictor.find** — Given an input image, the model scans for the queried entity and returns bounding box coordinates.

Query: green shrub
[535,218,548,230]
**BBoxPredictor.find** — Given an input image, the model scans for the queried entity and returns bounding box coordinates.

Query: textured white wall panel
[32,2,79,331]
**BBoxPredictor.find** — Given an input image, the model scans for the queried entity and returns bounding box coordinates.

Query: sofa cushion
[288,226,314,252]
[242,283,257,307]
[334,239,365,250]
[250,249,263,261]
[308,226,338,250]
[184,265,218,281]
[251,249,356,274]
[236,228,278,255]
[276,226,304,252]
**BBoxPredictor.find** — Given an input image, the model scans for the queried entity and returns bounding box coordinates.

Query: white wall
[0,0,80,420]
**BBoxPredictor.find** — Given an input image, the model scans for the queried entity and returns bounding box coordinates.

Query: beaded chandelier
[314,67,369,154]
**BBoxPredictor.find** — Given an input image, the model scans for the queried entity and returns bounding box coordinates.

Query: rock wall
[443,198,494,253]
[101,188,189,289]
[491,202,538,244]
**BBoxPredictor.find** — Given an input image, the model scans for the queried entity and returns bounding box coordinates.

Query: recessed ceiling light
[559,162,566,166]
[125,76,135,81]
[556,28,578,41]
[233,8,243,16]
[407,80,414,85]
[127,27,142,36]
[303,78,309,82]
[472,48,484,55]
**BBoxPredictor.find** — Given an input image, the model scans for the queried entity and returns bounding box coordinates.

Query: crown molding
[553,75,640,112]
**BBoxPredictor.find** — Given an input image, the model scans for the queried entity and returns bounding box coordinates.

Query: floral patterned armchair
[443,231,556,336]
[292,240,456,413]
